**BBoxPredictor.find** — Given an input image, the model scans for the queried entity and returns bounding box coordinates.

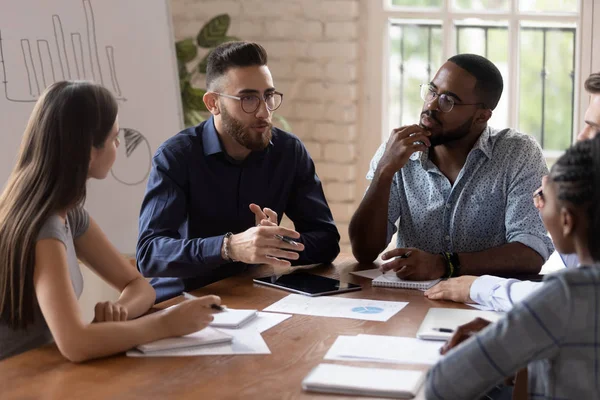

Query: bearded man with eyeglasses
[137,41,340,302]
[350,54,554,282]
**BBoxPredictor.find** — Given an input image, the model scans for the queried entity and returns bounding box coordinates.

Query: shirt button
[445,235,450,241]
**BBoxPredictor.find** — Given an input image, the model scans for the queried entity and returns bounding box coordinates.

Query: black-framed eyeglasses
[214,91,283,114]
[420,84,486,113]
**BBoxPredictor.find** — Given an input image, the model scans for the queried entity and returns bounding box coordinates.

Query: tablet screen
[253,272,361,297]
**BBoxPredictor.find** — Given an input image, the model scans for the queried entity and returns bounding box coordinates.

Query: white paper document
[126,331,270,357]
[218,312,292,335]
[125,312,291,357]
[303,363,425,399]
[210,309,258,329]
[325,334,443,366]
[349,268,382,279]
[135,326,233,353]
[263,294,408,322]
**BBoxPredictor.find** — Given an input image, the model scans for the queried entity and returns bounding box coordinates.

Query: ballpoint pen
[182,291,225,311]
[274,234,299,246]
[432,327,454,333]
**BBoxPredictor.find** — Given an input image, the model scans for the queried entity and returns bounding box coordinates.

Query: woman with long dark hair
[0,81,219,362]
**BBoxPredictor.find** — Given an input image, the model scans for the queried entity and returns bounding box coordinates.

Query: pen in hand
[274,234,299,246]
[432,327,454,333]
[182,291,226,311]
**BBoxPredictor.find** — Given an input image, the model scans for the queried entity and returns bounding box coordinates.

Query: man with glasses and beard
[137,42,340,302]
[350,54,554,282]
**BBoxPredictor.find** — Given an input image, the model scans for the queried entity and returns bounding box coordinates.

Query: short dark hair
[206,41,268,90]
[551,134,600,261]
[585,72,600,94]
[447,54,504,110]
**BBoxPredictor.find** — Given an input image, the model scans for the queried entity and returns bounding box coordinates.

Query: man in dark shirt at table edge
[136,41,340,302]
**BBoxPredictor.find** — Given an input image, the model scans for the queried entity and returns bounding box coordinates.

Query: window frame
[356,0,596,203]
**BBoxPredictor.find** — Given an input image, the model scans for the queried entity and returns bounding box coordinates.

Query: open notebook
[302,363,425,399]
[416,308,503,341]
[135,326,232,353]
[372,271,441,291]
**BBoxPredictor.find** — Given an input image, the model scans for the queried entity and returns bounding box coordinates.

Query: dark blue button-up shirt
[137,117,340,302]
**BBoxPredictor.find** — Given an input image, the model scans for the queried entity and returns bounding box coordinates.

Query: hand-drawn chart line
[110,128,152,187]
[106,46,121,96]
[71,33,84,79]
[37,40,56,88]
[0,0,126,103]
[84,0,102,86]
[52,15,70,80]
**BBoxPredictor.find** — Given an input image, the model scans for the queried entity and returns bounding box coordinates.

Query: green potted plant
[175,14,291,131]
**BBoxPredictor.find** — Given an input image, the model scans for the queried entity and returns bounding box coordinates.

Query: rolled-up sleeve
[505,137,554,261]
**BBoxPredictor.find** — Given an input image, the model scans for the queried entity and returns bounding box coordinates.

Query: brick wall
[171,0,364,251]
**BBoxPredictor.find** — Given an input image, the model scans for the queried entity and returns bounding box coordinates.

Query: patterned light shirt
[425,265,600,400]
[367,126,554,260]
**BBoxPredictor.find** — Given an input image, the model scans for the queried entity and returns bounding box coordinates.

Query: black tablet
[253,272,361,297]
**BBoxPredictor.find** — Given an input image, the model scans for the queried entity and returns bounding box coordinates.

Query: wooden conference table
[1,254,483,400]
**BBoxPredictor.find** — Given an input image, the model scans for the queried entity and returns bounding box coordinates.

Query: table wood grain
[1,255,473,400]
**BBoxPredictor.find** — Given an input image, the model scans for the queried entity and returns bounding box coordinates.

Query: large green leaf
[182,83,208,112]
[198,51,210,74]
[175,38,197,63]
[197,14,231,48]
[178,59,190,80]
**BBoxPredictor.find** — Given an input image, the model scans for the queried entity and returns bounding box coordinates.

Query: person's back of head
[549,135,600,262]
[585,72,600,95]
[447,54,504,111]
[0,81,118,330]
[205,41,268,91]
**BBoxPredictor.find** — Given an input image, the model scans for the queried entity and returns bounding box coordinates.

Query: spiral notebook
[372,271,441,291]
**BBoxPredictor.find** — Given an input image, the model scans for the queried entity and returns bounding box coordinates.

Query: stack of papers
[127,311,291,357]
[263,294,408,322]
[303,363,424,399]
[325,334,443,365]
[135,327,232,353]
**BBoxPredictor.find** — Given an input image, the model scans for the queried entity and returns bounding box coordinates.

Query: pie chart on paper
[351,306,384,314]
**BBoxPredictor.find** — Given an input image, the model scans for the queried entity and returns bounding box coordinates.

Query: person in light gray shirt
[0,208,88,360]
[425,135,600,400]
[0,81,220,363]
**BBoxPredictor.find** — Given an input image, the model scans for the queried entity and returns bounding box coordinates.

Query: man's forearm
[459,242,544,276]
[136,235,225,278]
[294,230,340,265]
[349,169,395,263]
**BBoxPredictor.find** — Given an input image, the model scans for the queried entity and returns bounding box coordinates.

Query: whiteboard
[0,0,182,254]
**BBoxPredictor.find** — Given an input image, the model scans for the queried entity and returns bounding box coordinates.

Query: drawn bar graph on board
[0,0,125,102]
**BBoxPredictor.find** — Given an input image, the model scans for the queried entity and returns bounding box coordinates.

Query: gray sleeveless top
[0,207,89,360]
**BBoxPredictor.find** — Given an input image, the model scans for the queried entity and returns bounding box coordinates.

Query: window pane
[455,21,509,129]
[452,0,509,11]
[519,23,575,150]
[391,0,443,7]
[519,0,577,13]
[388,22,443,133]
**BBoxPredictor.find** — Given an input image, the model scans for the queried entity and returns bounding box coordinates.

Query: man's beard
[420,110,473,147]
[221,104,272,151]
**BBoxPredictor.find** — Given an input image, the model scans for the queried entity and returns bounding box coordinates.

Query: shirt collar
[202,116,224,156]
[413,125,494,168]
[201,116,275,157]
[471,126,493,159]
